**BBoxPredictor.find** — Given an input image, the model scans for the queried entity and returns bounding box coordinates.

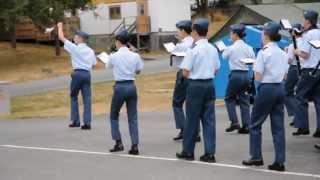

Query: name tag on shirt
[280,19,292,30]
[164,42,186,57]
[240,58,255,65]
[97,52,110,65]
[215,41,227,52]
[309,40,320,49]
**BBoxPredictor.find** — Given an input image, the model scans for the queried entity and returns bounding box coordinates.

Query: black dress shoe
[238,127,249,134]
[69,123,80,128]
[173,131,183,141]
[176,151,194,161]
[196,135,201,142]
[109,144,124,153]
[292,128,310,136]
[313,130,320,138]
[199,154,216,163]
[242,158,264,166]
[81,124,91,130]
[226,123,240,132]
[315,144,320,150]
[268,163,285,172]
[128,145,139,155]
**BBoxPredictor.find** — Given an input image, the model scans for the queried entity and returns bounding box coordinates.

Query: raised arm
[57,22,67,43]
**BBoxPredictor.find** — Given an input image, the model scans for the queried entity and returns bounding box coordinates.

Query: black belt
[74,69,89,72]
[189,79,213,82]
[231,70,248,73]
[116,80,134,84]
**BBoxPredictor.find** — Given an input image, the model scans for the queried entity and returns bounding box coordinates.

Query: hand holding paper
[163,43,176,53]
[97,52,111,67]
[215,41,227,52]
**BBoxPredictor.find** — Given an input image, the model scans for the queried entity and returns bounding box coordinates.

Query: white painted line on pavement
[1,144,319,179]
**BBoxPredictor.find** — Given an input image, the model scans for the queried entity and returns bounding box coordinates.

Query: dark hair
[115,35,129,45]
[179,27,192,35]
[265,32,281,42]
[233,31,246,39]
[192,24,208,37]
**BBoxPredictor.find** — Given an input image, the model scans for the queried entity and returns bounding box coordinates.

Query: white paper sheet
[280,19,292,30]
[163,42,176,53]
[97,52,110,64]
[215,41,227,52]
[240,58,255,64]
[309,40,320,49]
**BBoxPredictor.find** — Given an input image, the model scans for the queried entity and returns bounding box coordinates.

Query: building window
[109,6,121,20]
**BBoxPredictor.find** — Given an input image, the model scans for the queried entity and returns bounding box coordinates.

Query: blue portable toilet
[212,25,290,98]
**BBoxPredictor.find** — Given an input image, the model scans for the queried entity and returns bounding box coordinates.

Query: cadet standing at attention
[292,10,320,137]
[223,23,255,134]
[106,30,144,155]
[284,23,304,127]
[57,22,96,130]
[171,20,196,141]
[176,18,220,163]
[242,22,288,172]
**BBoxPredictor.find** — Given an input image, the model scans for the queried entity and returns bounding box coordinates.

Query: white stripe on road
[1,144,319,179]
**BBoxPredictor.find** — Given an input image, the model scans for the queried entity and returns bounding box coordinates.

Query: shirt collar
[182,36,192,42]
[264,42,277,49]
[195,38,208,45]
[118,47,129,52]
[77,43,87,47]
[234,39,244,45]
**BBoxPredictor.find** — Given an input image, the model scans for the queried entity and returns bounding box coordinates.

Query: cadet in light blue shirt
[57,22,96,130]
[222,23,255,134]
[107,30,143,156]
[243,22,288,172]
[171,20,198,142]
[292,10,320,137]
[177,18,220,163]
[284,23,304,126]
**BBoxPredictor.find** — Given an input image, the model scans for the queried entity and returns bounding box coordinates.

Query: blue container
[212,26,290,98]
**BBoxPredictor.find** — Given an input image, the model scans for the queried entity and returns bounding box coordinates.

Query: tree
[0,0,28,48]
[25,0,91,56]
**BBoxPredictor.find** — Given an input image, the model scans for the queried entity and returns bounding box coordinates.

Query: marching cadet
[106,30,144,155]
[176,18,220,163]
[57,22,96,130]
[292,10,320,137]
[171,20,194,141]
[171,20,201,142]
[242,22,288,172]
[223,23,255,134]
[284,23,304,126]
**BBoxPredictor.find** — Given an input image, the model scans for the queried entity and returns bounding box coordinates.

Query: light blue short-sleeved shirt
[64,40,97,71]
[287,38,304,66]
[107,47,144,81]
[222,39,255,71]
[172,36,194,68]
[254,42,289,83]
[180,39,220,80]
[300,29,320,69]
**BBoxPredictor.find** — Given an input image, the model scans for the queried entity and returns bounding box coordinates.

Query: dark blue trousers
[250,83,286,164]
[110,81,139,145]
[225,71,251,127]
[183,80,216,155]
[284,65,299,118]
[70,69,92,125]
[172,70,188,130]
[293,69,320,130]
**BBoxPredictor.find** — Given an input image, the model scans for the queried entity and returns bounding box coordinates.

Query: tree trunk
[10,16,17,49]
[54,32,61,56]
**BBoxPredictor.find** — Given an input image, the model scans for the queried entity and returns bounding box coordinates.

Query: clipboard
[280,19,292,30]
[97,52,110,64]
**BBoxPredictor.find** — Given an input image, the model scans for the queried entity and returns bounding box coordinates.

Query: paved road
[7,59,173,97]
[0,107,319,180]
